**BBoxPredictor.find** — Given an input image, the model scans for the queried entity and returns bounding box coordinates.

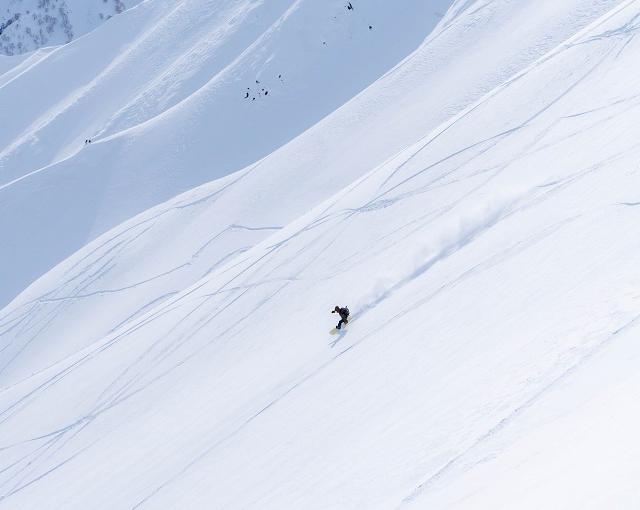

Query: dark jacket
[333,306,349,320]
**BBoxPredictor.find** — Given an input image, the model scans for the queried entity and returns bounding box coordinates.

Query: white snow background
[1,0,640,508]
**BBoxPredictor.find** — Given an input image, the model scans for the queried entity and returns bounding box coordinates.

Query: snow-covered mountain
[2,0,640,508]
[0,0,456,308]
[0,0,142,55]
[0,0,624,382]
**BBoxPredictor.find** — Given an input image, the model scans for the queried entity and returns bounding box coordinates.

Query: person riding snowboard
[332,305,350,330]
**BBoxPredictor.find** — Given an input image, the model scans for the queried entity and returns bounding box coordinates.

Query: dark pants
[337,316,348,329]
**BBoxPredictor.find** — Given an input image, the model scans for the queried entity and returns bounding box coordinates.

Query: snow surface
[1,0,627,384]
[2,0,640,508]
[0,0,623,308]
[0,0,454,308]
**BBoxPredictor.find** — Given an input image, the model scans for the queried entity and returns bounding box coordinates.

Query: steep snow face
[0,0,453,307]
[1,1,640,508]
[0,0,625,380]
[0,0,142,55]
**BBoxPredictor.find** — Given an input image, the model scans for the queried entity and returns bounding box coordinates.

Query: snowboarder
[332,305,350,330]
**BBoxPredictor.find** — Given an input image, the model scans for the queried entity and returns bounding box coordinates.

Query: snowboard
[329,315,354,335]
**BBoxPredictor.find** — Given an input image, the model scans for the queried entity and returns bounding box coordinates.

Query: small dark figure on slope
[332,305,350,330]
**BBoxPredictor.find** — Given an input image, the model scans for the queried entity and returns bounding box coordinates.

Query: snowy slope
[0,0,142,55]
[0,0,623,309]
[0,0,453,307]
[0,0,624,386]
[1,0,640,508]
